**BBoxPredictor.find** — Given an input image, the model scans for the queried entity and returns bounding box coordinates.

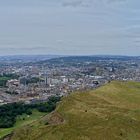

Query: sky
[0,0,140,56]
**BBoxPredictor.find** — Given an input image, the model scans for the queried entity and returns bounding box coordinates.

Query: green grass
[10,81,140,140]
[0,110,47,139]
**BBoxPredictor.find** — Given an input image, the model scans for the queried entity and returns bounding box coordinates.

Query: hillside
[10,81,140,140]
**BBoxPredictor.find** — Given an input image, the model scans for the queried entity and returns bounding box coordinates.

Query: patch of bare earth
[47,112,64,125]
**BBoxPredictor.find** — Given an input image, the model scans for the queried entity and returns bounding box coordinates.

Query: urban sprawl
[0,56,140,105]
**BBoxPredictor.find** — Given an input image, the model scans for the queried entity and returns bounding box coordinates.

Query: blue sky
[0,0,140,56]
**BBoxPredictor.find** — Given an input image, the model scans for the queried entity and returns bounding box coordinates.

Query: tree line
[0,96,61,128]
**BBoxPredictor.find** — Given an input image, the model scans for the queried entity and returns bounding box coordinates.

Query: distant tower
[19,76,27,86]
[19,76,27,92]
[44,72,48,85]
[44,72,51,87]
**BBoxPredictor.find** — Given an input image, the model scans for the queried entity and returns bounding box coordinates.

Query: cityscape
[0,0,140,139]
[0,55,140,105]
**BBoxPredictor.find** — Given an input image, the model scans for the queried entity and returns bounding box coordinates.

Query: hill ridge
[9,81,140,140]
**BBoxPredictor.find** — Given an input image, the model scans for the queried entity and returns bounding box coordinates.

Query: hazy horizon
[0,0,140,56]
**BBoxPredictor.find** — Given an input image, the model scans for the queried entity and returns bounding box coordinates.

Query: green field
[9,81,140,140]
[0,110,47,139]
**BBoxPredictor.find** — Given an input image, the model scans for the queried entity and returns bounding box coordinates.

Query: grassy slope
[11,81,140,140]
[0,110,47,139]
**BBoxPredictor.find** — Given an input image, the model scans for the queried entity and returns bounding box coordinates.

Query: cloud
[62,0,83,7]
[0,0,139,56]
[107,0,126,4]
[61,0,93,7]
[61,0,126,7]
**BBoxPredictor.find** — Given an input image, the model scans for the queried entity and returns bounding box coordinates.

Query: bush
[26,109,32,115]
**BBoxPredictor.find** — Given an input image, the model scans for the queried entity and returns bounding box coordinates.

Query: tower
[44,72,48,86]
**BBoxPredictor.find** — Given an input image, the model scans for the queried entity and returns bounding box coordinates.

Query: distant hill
[0,55,140,65]
[9,81,140,140]
[37,55,140,65]
[0,55,62,64]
